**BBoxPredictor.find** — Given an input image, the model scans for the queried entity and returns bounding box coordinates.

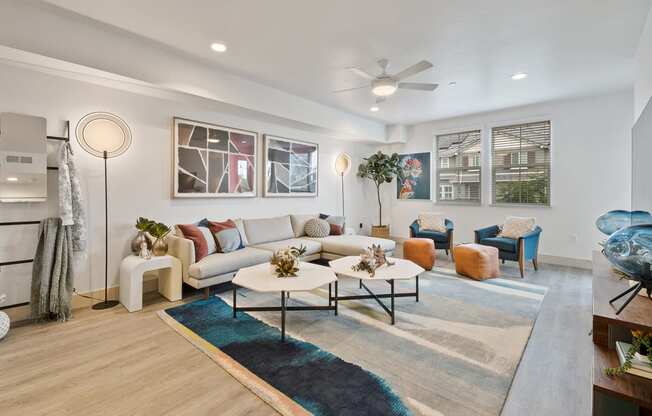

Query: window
[440,184,453,200]
[436,129,482,203]
[491,121,551,205]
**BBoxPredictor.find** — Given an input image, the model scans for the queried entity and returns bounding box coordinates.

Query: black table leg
[416,275,419,302]
[329,283,332,306]
[281,291,286,342]
[359,279,362,289]
[390,279,395,325]
[335,280,338,316]
[232,284,237,319]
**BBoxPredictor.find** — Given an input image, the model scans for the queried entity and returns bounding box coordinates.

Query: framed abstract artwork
[173,118,257,198]
[396,152,431,200]
[263,135,318,197]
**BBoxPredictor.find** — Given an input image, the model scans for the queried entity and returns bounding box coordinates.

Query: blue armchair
[474,225,542,278]
[409,219,454,259]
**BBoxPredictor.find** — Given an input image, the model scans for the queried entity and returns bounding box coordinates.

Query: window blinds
[436,130,482,203]
[491,121,551,205]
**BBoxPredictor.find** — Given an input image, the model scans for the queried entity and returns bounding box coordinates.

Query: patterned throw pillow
[304,218,330,238]
[418,212,447,233]
[320,214,346,235]
[207,219,244,253]
[177,223,212,261]
[498,217,536,239]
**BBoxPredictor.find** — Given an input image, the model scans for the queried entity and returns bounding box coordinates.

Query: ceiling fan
[334,58,438,103]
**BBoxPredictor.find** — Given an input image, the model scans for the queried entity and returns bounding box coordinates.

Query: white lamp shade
[76,112,131,158]
[334,153,352,176]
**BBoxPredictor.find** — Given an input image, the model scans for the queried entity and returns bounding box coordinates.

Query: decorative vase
[131,231,152,254]
[371,225,390,239]
[152,238,168,256]
[596,210,652,236]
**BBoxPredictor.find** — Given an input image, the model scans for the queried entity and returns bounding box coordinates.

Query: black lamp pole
[92,150,119,310]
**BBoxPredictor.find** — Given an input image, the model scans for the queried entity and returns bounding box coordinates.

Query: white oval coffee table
[232,262,338,341]
[329,256,424,325]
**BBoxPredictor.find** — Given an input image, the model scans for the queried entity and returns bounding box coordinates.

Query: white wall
[635,5,652,121]
[380,91,633,263]
[0,63,377,306]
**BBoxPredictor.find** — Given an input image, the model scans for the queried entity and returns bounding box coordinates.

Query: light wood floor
[0,252,592,416]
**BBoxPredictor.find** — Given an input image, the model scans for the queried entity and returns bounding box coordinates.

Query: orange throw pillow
[177,224,209,261]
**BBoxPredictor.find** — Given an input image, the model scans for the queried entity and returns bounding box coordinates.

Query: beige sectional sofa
[167,214,395,295]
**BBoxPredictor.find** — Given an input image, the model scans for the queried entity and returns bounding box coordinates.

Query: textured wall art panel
[174,118,257,198]
[263,135,318,197]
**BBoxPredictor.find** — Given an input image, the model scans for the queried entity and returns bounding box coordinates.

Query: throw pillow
[498,217,536,239]
[207,219,244,253]
[304,218,330,238]
[320,213,346,235]
[290,214,319,237]
[177,224,211,261]
[418,212,447,233]
[232,218,249,246]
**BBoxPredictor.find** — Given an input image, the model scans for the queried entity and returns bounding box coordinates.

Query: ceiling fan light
[370,106,379,112]
[371,84,397,97]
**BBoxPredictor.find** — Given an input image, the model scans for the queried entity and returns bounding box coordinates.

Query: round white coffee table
[329,256,424,325]
[232,262,338,341]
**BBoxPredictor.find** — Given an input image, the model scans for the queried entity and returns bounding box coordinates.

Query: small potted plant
[357,151,403,238]
[605,330,652,377]
[270,245,307,277]
[148,222,172,256]
[131,217,155,254]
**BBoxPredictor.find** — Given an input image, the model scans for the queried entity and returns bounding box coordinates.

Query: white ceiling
[43,0,651,125]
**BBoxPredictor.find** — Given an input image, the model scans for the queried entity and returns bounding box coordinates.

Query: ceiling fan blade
[375,97,386,104]
[332,85,368,93]
[398,82,439,91]
[347,67,376,80]
[393,60,434,80]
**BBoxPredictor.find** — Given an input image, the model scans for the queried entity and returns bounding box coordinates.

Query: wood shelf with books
[592,251,652,415]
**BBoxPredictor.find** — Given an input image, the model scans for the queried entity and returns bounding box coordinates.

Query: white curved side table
[119,255,182,312]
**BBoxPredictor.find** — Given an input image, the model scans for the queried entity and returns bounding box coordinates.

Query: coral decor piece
[270,245,307,278]
[352,244,395,277]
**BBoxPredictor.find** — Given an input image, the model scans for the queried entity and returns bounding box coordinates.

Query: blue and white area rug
[159,268,546,416]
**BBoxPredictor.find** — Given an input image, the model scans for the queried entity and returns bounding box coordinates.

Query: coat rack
[0,121,69,310]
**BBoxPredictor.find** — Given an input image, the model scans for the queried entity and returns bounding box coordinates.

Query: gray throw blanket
[31,218,74,321]
[58,142,87,252]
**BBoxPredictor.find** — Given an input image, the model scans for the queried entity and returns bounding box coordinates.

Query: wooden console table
[592,251,652,415]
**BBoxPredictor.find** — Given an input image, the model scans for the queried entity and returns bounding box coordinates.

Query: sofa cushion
[320,214,345,235]
[290,214,318,237]
[188,247,273,279]
[243,215,294,245]
[233,218,249,246]
[480,237,518,253]
[306,235,395,256]
[252,238,322,256]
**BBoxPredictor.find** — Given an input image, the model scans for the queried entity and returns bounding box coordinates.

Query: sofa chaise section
[308,235,395,259]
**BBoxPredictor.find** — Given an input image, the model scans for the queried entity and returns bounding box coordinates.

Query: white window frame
[434,127,483,205]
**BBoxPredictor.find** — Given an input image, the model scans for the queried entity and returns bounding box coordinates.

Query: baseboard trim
[393,236,592,270]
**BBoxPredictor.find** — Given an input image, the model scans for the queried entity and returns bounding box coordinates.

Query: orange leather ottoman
[453,243,500,280]
[403,238,435,270]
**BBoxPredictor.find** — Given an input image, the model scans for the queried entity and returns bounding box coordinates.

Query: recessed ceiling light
[6,177,18,182]
[448,81,457,87]
[370,106,379,112]
[210,42,227,53]
[511,72,528,80]
[208,139,220,143]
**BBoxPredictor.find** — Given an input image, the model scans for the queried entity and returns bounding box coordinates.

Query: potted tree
[358,151,403,238]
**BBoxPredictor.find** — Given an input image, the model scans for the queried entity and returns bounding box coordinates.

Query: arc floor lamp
[76,112,132,310]
[334,153,352,219]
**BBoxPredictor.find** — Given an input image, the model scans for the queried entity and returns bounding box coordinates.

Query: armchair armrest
[409,220,420,237]
[519,226,542,260]
[167,232,196,282]
[445,219,454,231]
[475,225,500,242]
